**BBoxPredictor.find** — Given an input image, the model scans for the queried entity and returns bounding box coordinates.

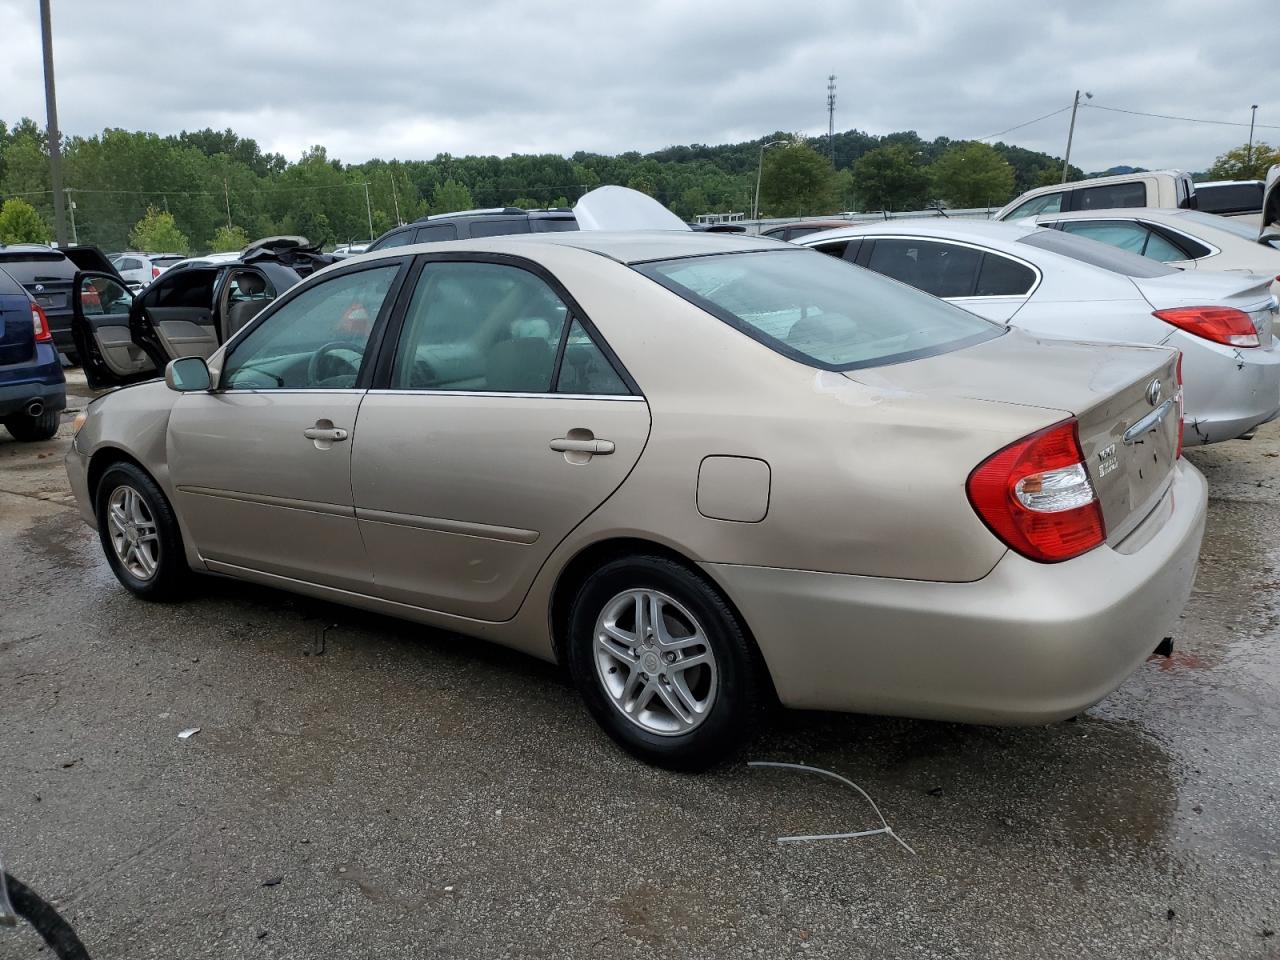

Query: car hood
[573,186,690,231]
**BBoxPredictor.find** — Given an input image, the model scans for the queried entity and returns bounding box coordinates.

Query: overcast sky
[1,0,1274,172]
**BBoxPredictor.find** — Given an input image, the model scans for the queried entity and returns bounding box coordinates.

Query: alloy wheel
[106,484,160,581]
[593,588,718,736]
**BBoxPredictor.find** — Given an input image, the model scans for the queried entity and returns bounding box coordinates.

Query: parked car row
[63,186,1214,769]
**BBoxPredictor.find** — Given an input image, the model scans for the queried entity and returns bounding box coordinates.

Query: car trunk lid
[1129,269,1277,347]
[846,328,1180,544]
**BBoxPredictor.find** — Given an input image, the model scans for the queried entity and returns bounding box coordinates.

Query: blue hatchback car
[0,263,66,441]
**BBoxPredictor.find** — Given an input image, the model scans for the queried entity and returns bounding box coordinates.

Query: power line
[976,104,1074,142]
[1083,102,1280,130]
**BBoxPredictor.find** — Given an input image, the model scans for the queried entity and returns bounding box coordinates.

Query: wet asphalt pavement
[1,375,1279,959]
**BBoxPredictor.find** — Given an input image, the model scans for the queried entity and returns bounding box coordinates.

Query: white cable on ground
[748,760,917,855]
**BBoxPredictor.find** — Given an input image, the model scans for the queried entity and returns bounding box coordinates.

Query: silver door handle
[303,427,348,442]
[550,437,614,455]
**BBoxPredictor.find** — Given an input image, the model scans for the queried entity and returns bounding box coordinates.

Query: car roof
[354,229,785,266]
[1196,179,1264,188]
[799,218,1044,246]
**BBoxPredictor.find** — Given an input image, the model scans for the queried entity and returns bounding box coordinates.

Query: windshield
[1017,229,1177,277]
[635,249,1002,371]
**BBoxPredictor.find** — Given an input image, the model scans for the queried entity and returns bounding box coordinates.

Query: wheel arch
[547,536,778,702]
[86,445,153,517]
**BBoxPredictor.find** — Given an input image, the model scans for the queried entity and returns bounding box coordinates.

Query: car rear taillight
[152,265,162,279]
[31,302,52,343]
[1175,353,1185,459]
[966,418,1106,563]
[1153,306,1259,347]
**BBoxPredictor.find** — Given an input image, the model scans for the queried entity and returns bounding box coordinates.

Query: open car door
[62,245,124,279]
[1261,164,1280,247]
[71,271,158,390]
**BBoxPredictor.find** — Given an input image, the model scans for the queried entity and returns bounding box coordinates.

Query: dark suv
[367,207,577,252]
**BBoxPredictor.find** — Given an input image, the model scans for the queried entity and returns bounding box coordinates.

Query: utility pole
[1248,104,1259,171]
[827,74,837,164]
[389,170,402,225]
[39,0,68,247]
[1062,90,1092,183]
[223,178,232,229]
[363,182,374,240]
[64,188,77,244]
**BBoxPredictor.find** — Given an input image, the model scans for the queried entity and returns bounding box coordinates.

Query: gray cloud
[0,0,1273,172]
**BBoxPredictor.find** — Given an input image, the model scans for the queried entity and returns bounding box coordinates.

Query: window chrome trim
[840,234,1044,300]
[366,389,646,401]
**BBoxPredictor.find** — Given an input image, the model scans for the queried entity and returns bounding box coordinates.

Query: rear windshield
[1194,183,1264,215]
[635,249,1002,371]
[1176,210,1263,241]
[1017,229,1177,277]
[0,250,75,282]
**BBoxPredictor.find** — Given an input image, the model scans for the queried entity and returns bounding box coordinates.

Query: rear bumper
[707,459,1207,724]
[0,347,67,418]
[1179,334,1280,444]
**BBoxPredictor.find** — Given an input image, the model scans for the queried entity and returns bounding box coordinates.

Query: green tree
[932,142,1016,208]
[430,178,474,215]
[850,144,931,211]
[211,224,250,252]
[759,141,838,216]
[129,207,190,253]
[0,198,53,243]
[1207,142,1279,181]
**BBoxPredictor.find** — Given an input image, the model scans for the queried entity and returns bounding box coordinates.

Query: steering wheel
[306,341,363,386]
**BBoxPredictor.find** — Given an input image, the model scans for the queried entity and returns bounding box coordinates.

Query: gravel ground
[1,374,1278,959]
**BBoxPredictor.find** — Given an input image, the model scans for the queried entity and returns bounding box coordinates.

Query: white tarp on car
[573,186,690,232]
[1261,163,1279,242]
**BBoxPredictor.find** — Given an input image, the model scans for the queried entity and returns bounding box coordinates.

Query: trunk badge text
[1097,444,1118,478]
[1145,379,1163,407]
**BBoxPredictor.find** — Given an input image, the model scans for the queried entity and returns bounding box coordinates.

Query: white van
[994,169,1198,222]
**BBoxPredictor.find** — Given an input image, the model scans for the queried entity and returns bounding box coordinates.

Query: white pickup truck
[994,169,1198,222]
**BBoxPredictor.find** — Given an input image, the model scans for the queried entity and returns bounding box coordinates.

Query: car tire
[3,409,60,442]
[566,554,763,770]
[95,462,189,601]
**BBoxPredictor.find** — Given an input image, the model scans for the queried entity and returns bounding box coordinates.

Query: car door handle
[303,426,348,442]
[550,437,614,455]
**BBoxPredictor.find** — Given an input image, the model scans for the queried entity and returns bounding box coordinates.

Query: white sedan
[1029,208,1280,299]
[796,219,1280,445]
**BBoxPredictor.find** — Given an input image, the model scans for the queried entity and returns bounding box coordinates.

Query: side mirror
[165,357,212,392]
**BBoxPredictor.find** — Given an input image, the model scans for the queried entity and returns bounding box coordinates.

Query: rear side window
[1074,181,1147,210]
[414,223,458,243]
[636,249,1001,372]
[1017,229,1177,277]
[866,239,982,298]
[530,217,577,233]
[1058,221,1151,255]
[1194,183,1265,215]
[975,254,1037,296]
[1003,192,1064,220]
[369,229,415,250]
[556,319,629,395]
[467,218,531,238]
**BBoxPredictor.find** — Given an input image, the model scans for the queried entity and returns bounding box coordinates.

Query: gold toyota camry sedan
[66,229,1207,768]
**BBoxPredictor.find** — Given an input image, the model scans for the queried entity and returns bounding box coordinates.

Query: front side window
[391,261,569,392]
[1004,192,1063,220]
[370,230,414,251]
[811,240,850,260]
[1075,181,1147,210]
[866,239,982,298]
[637,249,1001,371]
[222,264,399,390]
